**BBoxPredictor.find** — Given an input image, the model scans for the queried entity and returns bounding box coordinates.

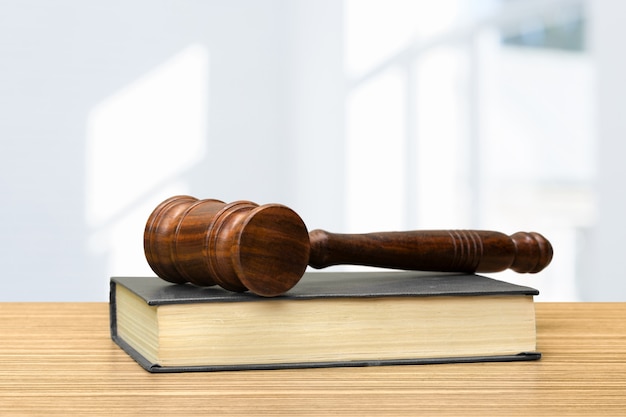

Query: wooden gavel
[144,195,553,297]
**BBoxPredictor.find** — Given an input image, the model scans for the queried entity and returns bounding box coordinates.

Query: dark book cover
[110,271,541,373]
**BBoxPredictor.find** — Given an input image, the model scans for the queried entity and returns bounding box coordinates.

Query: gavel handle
[308,229,553,274]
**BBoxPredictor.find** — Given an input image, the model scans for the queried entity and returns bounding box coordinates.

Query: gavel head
[144,196,311,297]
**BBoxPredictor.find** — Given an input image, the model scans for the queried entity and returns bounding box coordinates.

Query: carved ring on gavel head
[144,195,554,297]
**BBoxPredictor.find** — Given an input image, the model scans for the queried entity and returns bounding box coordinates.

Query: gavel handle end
[509,231,554,274]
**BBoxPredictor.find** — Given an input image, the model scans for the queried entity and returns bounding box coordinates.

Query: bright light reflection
[86,44,209,276]
[344,0,461,76]
[346,68,406,232]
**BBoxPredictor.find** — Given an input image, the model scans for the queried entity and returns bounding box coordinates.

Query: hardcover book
[110,272,540,373]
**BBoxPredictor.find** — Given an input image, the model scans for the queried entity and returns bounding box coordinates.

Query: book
[109,272,540,373]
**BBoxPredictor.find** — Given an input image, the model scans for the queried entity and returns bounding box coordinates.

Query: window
[344,0,592,300]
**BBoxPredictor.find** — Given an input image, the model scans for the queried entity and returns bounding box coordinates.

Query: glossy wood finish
[145,195,552,296]
[144,196,310,297]
[1,302,625,416]
[308,229,552,273]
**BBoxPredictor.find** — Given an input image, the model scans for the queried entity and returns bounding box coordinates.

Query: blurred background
[1,0,623,301]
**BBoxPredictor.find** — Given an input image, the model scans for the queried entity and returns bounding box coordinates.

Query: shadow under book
[109,271,540,373]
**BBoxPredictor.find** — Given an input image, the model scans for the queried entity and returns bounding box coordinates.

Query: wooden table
[1,303,625,416]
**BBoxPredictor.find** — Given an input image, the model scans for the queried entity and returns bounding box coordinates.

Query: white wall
[1,0,624,302]
[282,1,346,233]
[584,0,626,300]
[0,0,344,301]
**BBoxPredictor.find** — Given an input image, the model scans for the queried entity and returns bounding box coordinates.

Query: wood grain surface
[1,302,625,416]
